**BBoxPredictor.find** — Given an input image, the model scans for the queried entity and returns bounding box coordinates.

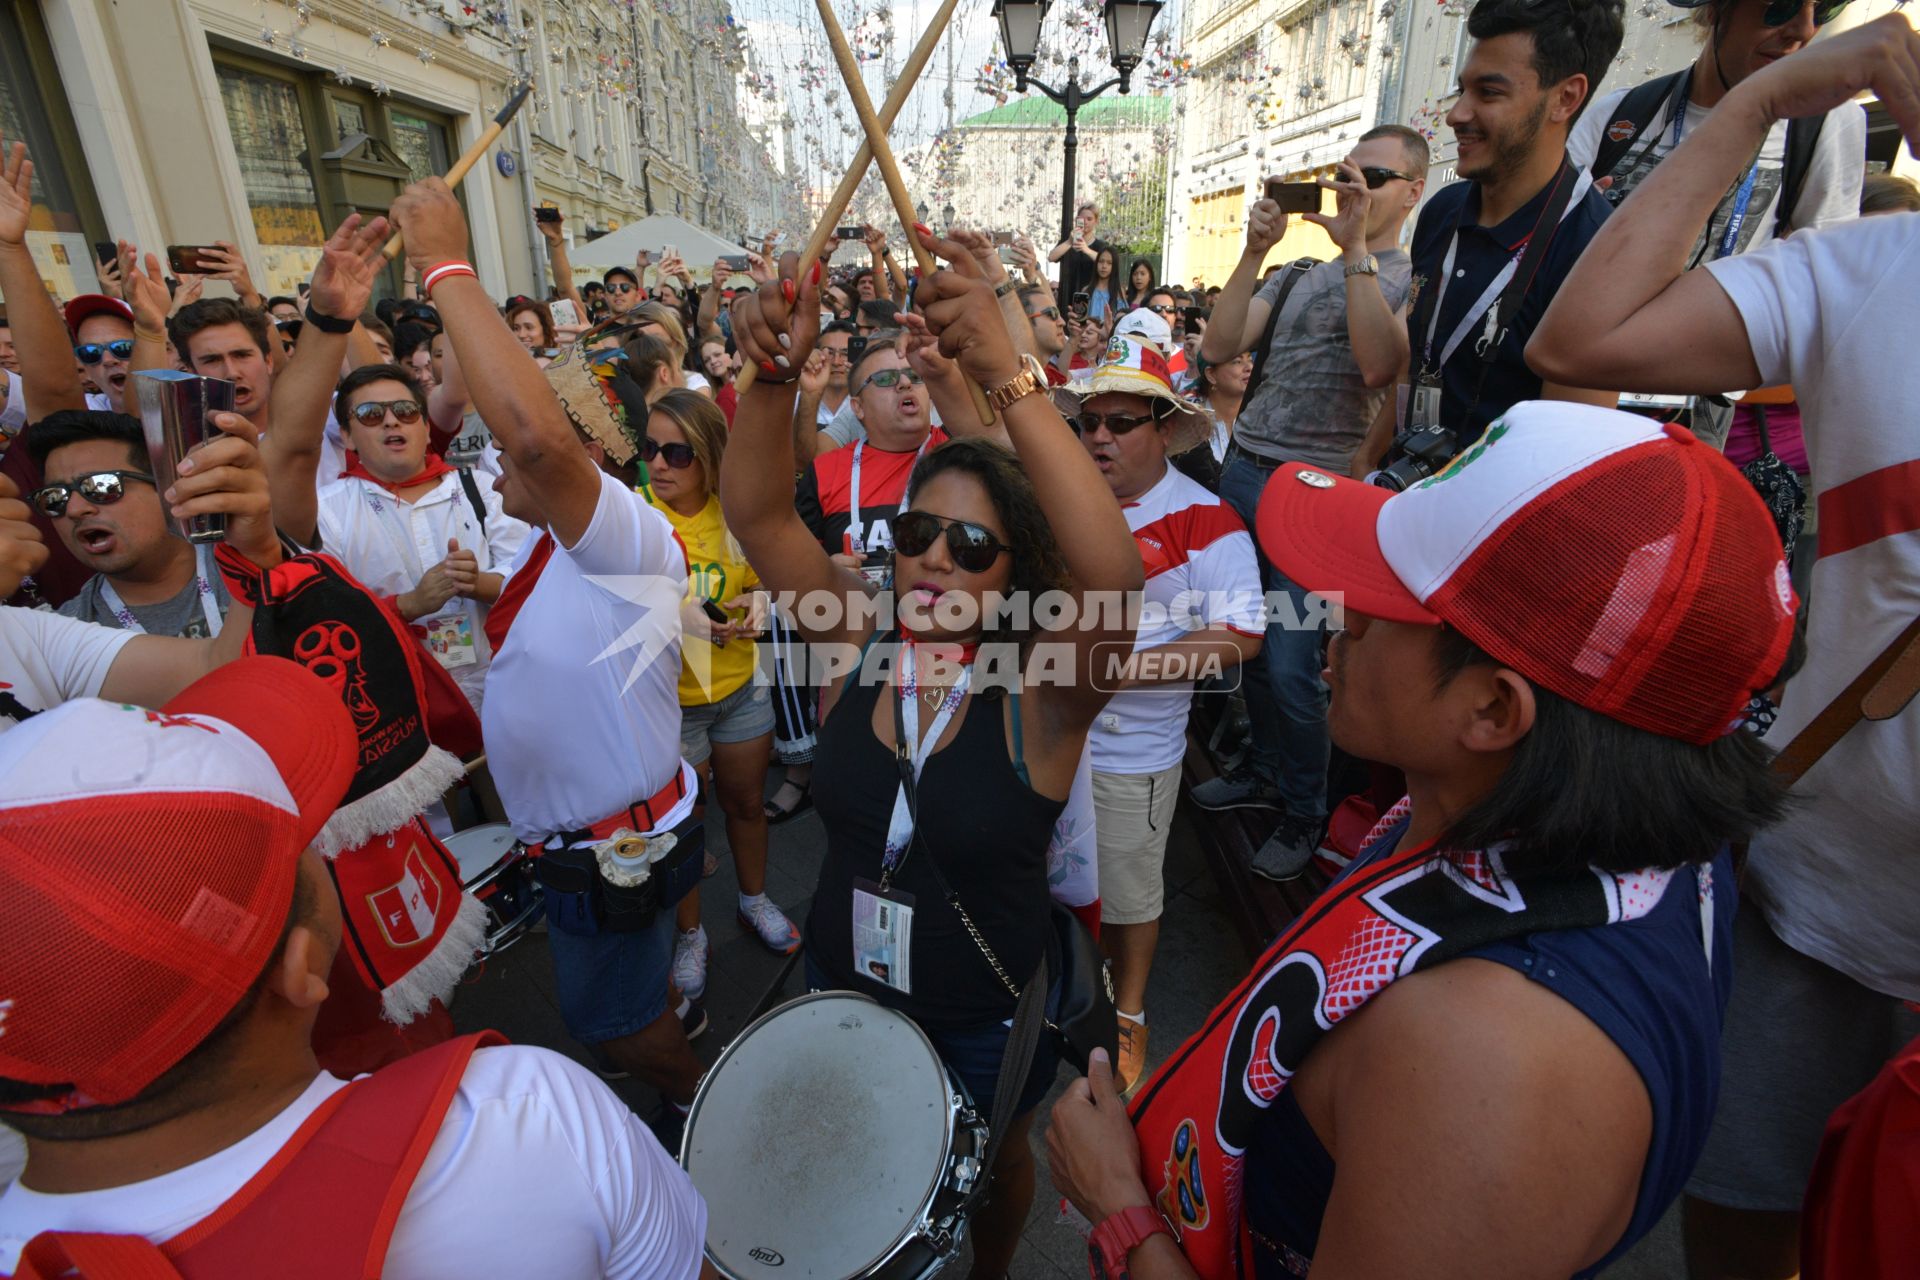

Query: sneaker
[672,926,710,1004]
[1189,761,1284,812]
[1116,1018,1150,1097]
[647,1100,689,1153]
[678,996,710,1042]
[737,897,801,955]
[1250,814,1323,883]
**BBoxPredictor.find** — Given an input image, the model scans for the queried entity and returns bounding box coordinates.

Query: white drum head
[443,823,516,882]
[686,992,956,1279]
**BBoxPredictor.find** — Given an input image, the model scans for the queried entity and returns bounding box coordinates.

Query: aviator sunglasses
[349,398,424,427]
[1762,0,1847,25]
[30,470,155,518]
[892,510,1014,574]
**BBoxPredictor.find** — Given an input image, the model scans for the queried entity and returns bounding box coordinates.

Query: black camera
[1372,424,1460,492]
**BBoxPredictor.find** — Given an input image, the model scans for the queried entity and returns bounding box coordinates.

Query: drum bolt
[950,1156,982,1195]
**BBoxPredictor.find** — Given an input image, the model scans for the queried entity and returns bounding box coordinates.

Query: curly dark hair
[905,437,1072,650]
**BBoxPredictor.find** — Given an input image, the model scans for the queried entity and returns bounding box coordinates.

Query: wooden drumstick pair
[736,0,996,426]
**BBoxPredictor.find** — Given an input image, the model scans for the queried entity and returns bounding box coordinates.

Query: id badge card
[851,877,914,994]
[422,610,478,669]
[844,528,866,557]
[1408,378,1443,431]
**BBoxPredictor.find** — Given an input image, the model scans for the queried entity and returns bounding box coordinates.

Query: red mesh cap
[62,294,133,341]
[0,657,356,1108]
[1256,403,1797,744]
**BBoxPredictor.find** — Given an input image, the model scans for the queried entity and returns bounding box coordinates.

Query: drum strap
[984,948,1051,1174]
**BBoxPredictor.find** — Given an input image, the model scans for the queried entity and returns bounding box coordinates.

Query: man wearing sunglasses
[602,265,644,318]
[1018,286,1073,385]
[63,295,134,415]
[262,214,529,715]
[794,320,857,460]
[1068,334,1265,1095]
[30,412,231,639]
[1192,125,1432,876]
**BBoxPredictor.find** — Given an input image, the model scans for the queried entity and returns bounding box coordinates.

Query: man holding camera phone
[1188,125,1427,877]
[1362,0,1626,483]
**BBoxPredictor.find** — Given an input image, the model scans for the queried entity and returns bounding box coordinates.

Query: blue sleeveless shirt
[1243,838,1736,1278]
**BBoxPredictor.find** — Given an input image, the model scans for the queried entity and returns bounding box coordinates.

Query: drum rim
[681,990,962,1277]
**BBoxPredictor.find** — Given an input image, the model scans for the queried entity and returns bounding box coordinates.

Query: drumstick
[812,0,997,426]
[733,0,964,398]
[382,83,533,261]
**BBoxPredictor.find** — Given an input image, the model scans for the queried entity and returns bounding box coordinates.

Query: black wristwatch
[303,303,356,335]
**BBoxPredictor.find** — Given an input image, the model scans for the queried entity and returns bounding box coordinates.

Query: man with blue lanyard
[1376,0,1625,477]
[1566,0,1866,448]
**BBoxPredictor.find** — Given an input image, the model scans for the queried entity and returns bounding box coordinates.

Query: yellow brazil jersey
[641,490,761,707]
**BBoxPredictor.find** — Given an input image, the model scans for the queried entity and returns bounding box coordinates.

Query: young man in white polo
[1070,334,1265,1094]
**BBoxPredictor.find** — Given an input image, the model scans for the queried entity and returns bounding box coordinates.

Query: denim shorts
[805,955,1061,1120]
[547,905,676,1045]
[679,680,776,765]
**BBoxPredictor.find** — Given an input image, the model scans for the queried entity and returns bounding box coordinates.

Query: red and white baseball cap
[62,294,134,341]
[1256,402,1797,744]
[0,657,356,1110]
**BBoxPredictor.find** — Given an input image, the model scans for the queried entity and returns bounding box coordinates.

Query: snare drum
[443,823,543,956]
[683,991,989,1280]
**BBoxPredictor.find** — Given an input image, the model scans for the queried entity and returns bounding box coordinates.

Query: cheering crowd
[0,0,1917,1276]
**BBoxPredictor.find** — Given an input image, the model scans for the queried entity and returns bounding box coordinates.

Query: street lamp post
[994,0,1165,244]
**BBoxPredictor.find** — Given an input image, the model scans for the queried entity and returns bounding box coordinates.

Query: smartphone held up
[1264,179,1324,216]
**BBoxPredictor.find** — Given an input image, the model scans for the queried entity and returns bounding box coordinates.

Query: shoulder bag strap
[1242,258,1316,403]
[1772,613,1920,787]
[1776,114,1828,238]
[457,466,488,532]
[1588,70,1690,180]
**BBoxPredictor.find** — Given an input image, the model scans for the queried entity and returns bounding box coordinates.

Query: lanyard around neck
[880,640,972,888]
[98,543,223,638]
[848,435,931,548]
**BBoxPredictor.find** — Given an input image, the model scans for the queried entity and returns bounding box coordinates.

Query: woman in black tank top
[722,239,1144,1277]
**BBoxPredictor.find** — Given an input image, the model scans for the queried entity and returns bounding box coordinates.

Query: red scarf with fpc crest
[1128,801,1679,1278]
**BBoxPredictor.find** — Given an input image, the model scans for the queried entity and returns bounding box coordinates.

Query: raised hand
[0,142,32,249]
[123,247,172,335]
[745,251,774,284]
[900,228,1021,389]
[946,228,1005,282]
[389,178,468,277]
[169,412,281,569]
[537,212,565,245]
[202,240,260,302]
[96,250,126,300]
[169,275,205,315]
[0,472,48,599]
[797,347,830,398]
[1303,162,1373,256]
[1247,185,1286,256]
[728,253,821,385]
[307,212,391,323]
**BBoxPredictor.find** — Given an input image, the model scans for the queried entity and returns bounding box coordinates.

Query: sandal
[763,779,813,824]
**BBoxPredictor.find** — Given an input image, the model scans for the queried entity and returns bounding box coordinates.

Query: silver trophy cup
[132,370,233,544]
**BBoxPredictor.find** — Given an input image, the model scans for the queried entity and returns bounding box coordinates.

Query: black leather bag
[1740,405,1806,559]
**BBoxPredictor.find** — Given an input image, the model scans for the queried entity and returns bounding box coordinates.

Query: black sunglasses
[31,469,155,518]
[349,398,424,427]
[640,437,698,469]
[1359,166,1417,189]
[1761,0,1847,25]
[1147,304,1178,315]
[1071,410,1158,437]
[74,340,134,364]
[892,510,1014,574]
[606,281,640,295]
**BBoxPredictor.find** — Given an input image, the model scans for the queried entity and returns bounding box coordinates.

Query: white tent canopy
[565,215,746,275]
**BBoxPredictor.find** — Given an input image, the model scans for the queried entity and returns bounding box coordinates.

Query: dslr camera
[1371,423,1460,492]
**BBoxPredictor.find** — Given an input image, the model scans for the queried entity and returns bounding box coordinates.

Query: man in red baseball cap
[1047,401,1798,1280]
[0,658,709,1278]
[60,295,134,416]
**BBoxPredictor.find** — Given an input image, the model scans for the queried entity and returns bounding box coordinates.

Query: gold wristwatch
[986,354,1047,412]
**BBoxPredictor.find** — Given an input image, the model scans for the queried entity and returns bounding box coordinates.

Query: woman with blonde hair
[639,388,800,1013]
[630,300,713,398]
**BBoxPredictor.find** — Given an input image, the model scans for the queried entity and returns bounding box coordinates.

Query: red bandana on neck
[341,452,454,492]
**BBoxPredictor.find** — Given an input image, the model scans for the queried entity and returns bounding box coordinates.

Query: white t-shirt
[1089,466,1264,774]
[314,472,530,711]
[1706,211,1920,1000]
[1569,84,1864,258]
[0,1045,707,1279]
[482,469,695,842]
[0,606,135,730]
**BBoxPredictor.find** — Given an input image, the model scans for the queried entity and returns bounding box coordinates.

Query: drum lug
[948,1155,982,1197]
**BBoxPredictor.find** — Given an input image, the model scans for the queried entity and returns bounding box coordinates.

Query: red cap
[1256,403,1797,744]
[62,294,134,341]
[0,657,357,1109]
